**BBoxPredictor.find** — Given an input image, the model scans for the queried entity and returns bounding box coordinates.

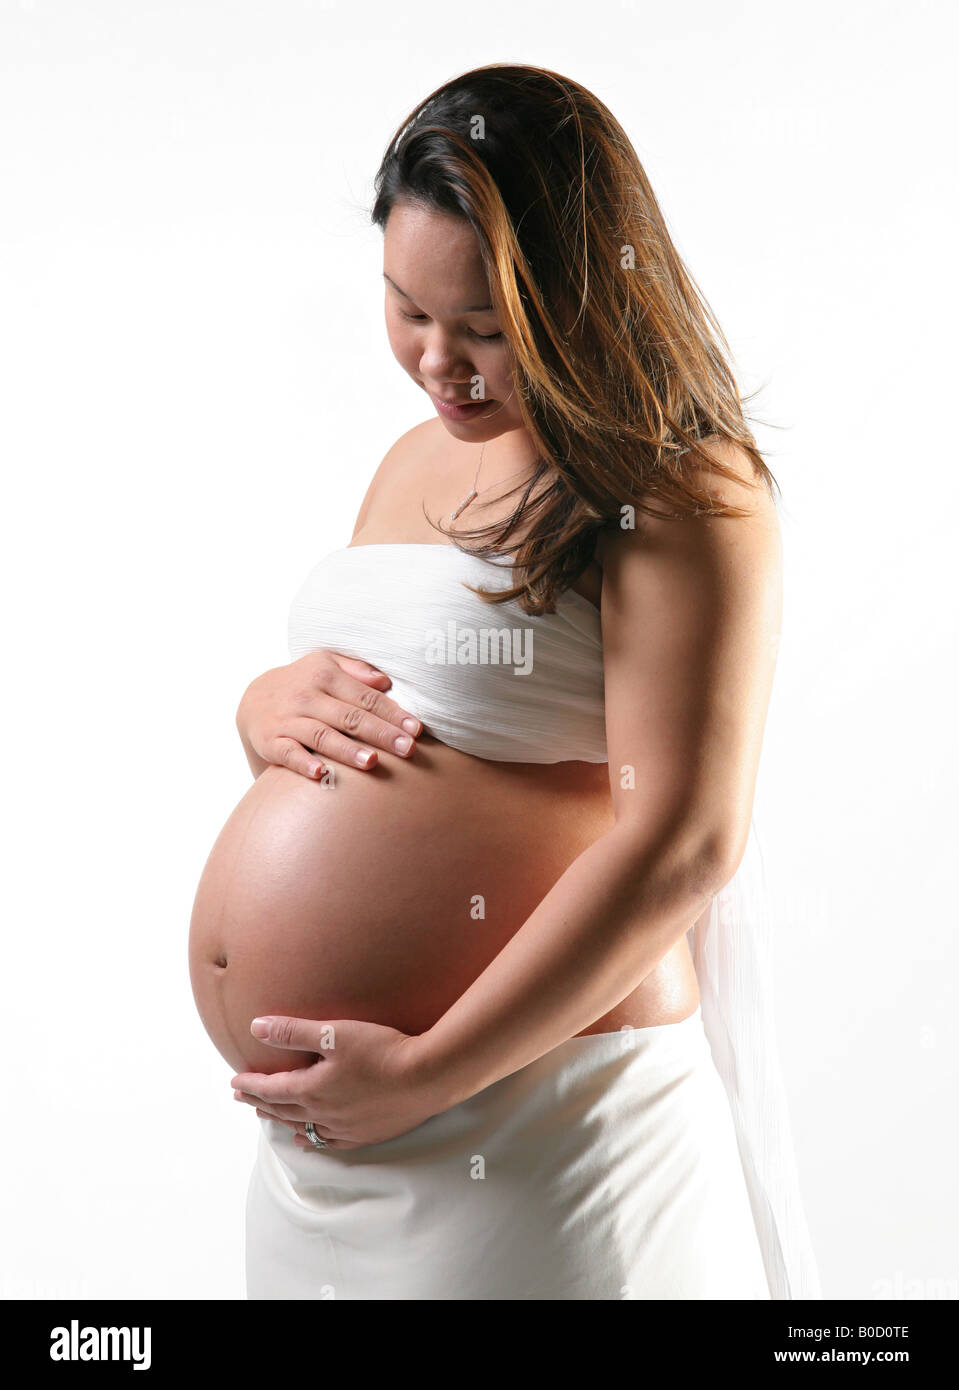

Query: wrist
[394,1028,472,1116]
[235,687,254,736]
[236,703,270,778]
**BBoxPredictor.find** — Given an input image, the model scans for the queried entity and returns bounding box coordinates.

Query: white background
[1,0,955,1300]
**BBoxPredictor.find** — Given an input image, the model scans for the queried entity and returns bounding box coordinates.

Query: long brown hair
[371,62,779,616]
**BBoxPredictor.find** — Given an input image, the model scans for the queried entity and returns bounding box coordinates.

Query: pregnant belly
[188,738,620,1074]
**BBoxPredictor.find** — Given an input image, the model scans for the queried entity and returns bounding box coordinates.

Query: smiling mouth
[428,393,495,419]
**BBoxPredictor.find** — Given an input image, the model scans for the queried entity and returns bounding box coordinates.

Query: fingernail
[250,1017,270,1037]
[401,718,421,735]
[394,735,413,753]
[356,749,374,766]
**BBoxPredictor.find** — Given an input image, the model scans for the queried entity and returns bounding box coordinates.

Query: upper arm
[350,418,435,540]
[598,440,782,879]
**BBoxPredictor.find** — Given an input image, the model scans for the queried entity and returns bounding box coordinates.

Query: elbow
[685,833,740,902]
[610,816,745,904]
[698,831,745,896]
[683,812,751,895]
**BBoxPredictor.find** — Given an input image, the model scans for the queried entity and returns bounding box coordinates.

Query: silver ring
[304,1121,328,1151]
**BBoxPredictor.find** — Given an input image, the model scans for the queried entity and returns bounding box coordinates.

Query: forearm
[412,822,726,1111]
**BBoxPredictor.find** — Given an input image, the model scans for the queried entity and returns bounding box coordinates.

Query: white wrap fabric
[689,817,822,1298]
[285,540,821,1299]
[289,543,608,763]
[247,1007,771,1300]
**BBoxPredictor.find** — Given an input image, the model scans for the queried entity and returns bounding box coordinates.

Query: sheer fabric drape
[687,815,822,1299]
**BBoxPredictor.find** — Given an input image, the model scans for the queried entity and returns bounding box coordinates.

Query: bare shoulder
[384,415,446,464]
[684,434,777,514]
[595,436,779,572]
[350,417,441,539]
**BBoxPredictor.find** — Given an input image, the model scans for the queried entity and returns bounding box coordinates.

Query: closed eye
[398,310,502,341]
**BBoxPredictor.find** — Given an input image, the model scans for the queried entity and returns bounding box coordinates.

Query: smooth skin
[226,198,782,1150]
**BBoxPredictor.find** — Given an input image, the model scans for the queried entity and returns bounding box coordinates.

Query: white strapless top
[287,543,606,764]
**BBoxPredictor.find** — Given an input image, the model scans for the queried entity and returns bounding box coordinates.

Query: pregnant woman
[188,63,821,1300]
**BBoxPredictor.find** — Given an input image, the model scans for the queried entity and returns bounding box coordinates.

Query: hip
[245,1006,770,1300]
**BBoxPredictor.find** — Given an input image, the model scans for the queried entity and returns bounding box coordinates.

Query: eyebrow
[382,272,493,314]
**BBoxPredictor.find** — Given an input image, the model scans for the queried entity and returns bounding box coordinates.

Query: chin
[441,418,516,447]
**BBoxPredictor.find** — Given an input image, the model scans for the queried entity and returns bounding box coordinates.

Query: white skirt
[245,1006,771,1300]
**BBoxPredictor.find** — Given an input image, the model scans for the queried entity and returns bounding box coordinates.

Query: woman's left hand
[229,1016,438,1151]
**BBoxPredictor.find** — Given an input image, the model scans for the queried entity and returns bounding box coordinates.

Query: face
[382,197,527,442]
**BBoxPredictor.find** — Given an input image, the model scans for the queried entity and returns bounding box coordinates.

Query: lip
[429,393,494,421]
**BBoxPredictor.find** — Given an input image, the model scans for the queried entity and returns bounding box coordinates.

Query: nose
[417,329,475,383]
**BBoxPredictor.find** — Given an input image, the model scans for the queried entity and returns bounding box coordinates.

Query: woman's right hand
[236,651,423,780]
